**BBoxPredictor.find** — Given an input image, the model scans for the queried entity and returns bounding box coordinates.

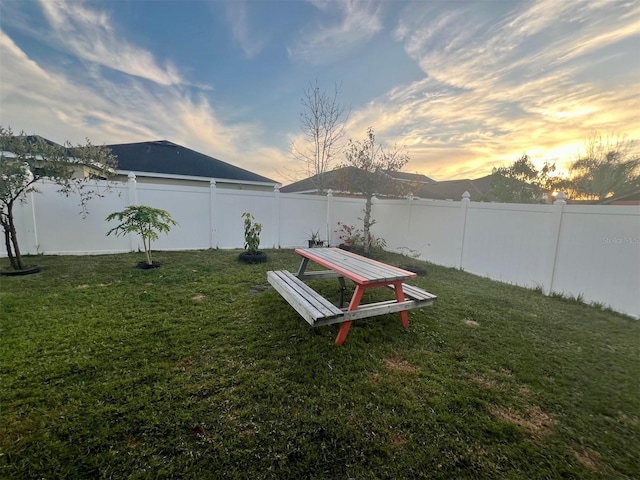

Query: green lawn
[1,249,638,479]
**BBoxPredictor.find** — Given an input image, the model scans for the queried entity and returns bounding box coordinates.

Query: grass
[1,249,639,479]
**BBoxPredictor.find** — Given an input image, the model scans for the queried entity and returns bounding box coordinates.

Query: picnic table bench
[267,247,436,345]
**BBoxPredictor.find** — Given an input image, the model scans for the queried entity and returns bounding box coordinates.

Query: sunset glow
[1,1,638,183]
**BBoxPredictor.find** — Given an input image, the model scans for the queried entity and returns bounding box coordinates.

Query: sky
[0,0,638,185]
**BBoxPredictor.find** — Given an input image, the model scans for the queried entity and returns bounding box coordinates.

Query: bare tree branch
[292,80,350,193]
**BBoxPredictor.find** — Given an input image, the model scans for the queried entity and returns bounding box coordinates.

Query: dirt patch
[225,358,247,370]
[250,283,269,294]
[618,412,639,426]
[174,356,197,372]
[572,446,602,472]
[126,436,143,450]
[464,318,480,327]
[384,357,420,375]
[490,405,553,437]
[518,385,531,397]
[470,375,499,389]
[368,372,382,384]
[388,430,409,448]
[191,294,206,301]
[470,370,533,399]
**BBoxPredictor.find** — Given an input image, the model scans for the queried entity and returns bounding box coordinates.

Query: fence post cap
[554,191,567,205]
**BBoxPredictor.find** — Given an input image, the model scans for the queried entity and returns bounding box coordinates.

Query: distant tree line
[489,134,640,203]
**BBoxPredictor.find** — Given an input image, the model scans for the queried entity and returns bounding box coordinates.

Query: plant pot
[308,240,324,248]
[398,264,427,276]
[238,251,267,264]
[338,243,352,251]
[136,261,161,269]
[0,265,41,276]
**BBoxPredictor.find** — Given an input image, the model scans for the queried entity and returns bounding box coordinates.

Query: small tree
[0,127,117,271]
[342,127,409,254]
[293,80,350,193]
[242,212,262,255]
[106,205,178,266]
[489,154,559,203]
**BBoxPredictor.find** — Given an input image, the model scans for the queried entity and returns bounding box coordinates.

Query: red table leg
[393,281,409,328]
[335,285,365,345]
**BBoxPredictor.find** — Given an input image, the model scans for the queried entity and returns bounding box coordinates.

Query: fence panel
[279,194,329,248]
[214,189,276,249]
[461,203,557,288]
[34,180,129,255]
[551,205,639,317]
[2,179,638,317]
[373,198,464,266]
[328,196,366,246]
[136,183,211,251]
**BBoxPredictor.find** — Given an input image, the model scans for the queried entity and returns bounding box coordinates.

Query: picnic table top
[295,247,417,285]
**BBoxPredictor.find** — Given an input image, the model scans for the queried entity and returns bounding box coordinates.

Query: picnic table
[267,247,436,345]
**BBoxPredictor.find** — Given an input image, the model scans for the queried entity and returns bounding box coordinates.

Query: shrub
[106,205,177,265]
[242,212,262,255]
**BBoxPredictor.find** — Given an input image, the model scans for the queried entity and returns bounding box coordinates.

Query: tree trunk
[144,237,152,265]
[9,213,25,271]
[363,195,373,255]
[2,220,19,270]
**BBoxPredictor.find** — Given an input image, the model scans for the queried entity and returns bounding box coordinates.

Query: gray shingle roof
[281,166,437,197]
[108,140,276,184]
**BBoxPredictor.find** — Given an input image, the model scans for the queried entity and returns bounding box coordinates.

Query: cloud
[38,0,184,86]
[225,2,267,58]
[343,0,640,180]
[288,0,383,65]
[0,29,289,181]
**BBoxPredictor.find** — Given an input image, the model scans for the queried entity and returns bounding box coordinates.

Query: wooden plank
[270,271,341,317]
[268,274,327,326]
[325,250,410,281]
[342,297,434,321]
[267,272,325,325]
[295,248,416,284]
[267,271,343,326]
[343,300,415,321]
[388,283,438,301]
[313,296,435,326]
[296,270,343,281]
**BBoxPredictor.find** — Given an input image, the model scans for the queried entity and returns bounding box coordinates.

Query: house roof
[281,166,438,196]
[107,140,276,184]
[599,188,640,205]
[417,175,494,201]
[386,171,434,183]
[281,167,357,193]
[25,135,63,148]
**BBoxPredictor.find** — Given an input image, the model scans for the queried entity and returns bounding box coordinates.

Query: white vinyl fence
[3,176,639,318]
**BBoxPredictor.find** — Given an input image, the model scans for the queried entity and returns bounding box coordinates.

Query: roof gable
[281,166,433,196]
[417,175,494,200]
[108,140,276,184]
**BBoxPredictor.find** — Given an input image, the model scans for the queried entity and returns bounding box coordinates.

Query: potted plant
[106,205,178,269]
[306,229,324,248]
[239,212,267,263]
